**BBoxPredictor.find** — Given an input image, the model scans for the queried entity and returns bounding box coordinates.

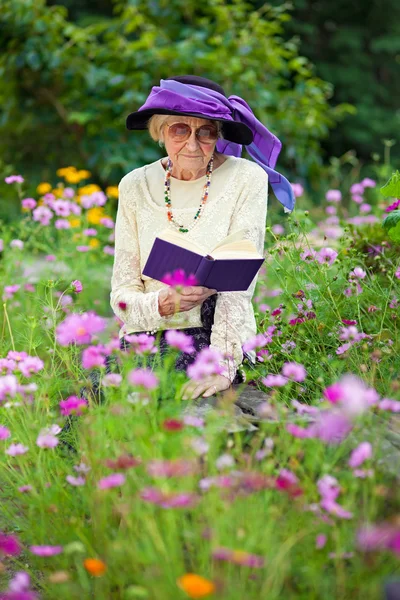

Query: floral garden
[0,163,399,599]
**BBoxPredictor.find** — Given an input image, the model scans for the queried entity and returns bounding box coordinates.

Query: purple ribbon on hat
[139,79,295,212]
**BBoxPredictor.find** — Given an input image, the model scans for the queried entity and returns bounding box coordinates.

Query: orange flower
[177,573,215,598]
[83,558,107,577]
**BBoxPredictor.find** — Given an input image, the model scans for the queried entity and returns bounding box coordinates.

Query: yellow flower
[78,184,102,196]
[87,207,105,225]
[65,171,83,184]
[57,166,76,177]
[77,170,91,179]
[83,558,107,577]
[52,188,64,198]
[106,186,119,199]
[37,182,52,194]
[177,574,215,598]
[69,218,81,228]
[89,238,100,248]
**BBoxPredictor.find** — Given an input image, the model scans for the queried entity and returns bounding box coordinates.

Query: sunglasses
[166,122,219,144]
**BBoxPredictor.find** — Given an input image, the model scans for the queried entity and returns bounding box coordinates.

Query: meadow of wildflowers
[0,166,399,599]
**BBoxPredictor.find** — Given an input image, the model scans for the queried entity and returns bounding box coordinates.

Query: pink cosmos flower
[316,534,327,549]
[161,269,198,288]
[357,523,400,556]
[0,425,11,440]
[353,469,374,478]
[360,203,371,214]
[316,247,338,266]
[71,280,83,293]
[0,374,19,402]
[10,239,24,250]
[103,245,115,255]
[325,189,342,202]
[55,219,71,229]
[128,368,159,390]
[97,473,126,489]
[361,178,376,188]
[317,474,353,519]
[45,254,56,261]
[22,198,37,210]
[102,373,122,387]
[66,475,86,486]
[3,284,21,301]
[56,311,106,346]
[36,432,59,449]
[82,345,107,369]
[242,333,269,353]
[379,398,400,412]
[276,469,303,497]
[18,357,44,378]
[140,487,198,509]
[300,248,317,262]
[262,374,288,387]
[5,443,29,456]
[348,442,372,468]
[186,347,225,381]
[5,175,24,184]
[165,330,195,354]
[124,333,157,355]
[29,545,63,556]
[349,267,366,279]
[32,206,53,225]
[314,411,353,444]
[59,396,88,416]
[291,183,304,198]
[350,183,364,195]
[281,362,306,382]
[385,198,400,213]
[0,532,21,556]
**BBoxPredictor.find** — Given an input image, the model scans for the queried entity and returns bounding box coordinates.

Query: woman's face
[162,116,218,172]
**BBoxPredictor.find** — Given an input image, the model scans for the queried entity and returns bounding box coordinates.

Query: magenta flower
[77,245,91,252]
[286,423,313,439]
[316,247,338,266]
[348,442,372,468]
[128,368,159,390]
[182,415,204,428]
[161,269,198,288]
[5,443,29,456]
[165,330,195,354]
[18,357,44,378]
[316,534,327,549]
[325,189,342,203]
[97,473,126,489]
[281,361,306,382]
[242,333,269,353]
[0,239,3,253]
[22,198,37,210]
[0,425,11,440]
[56,311,106,346]
[0,532,21,556]
[262,374,288,387]
[357,523,400,556]
[71,280,83,293]
[59,396,88,416]
[318,475,353,519]
[124,333,157,355]
[82,345,107,369]
[83,228,97,236]
[29,545,63,556]
[186,347,225,381]
[395,267,400,280]
[5,175,24,184]
[323,383,343,404]
[291,183,304,198]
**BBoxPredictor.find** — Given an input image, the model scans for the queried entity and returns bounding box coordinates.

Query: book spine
[194,256,214,286]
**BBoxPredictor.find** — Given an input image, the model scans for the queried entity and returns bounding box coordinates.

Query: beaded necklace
[164,154,214,233]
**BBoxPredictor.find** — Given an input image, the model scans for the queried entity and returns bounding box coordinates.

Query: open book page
[157,229,205,256]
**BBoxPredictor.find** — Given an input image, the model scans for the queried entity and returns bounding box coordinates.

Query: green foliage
[381,170,400,198]
[382,210,400,230]
[0,0,352,193]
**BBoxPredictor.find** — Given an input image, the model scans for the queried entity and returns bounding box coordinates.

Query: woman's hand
[181,374,231,400]
[158,285,217,317]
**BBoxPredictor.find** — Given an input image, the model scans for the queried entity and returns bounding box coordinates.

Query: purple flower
[56,311,106,346]
[349,267,366,280]
[128,368,159,390]
[18,485,33,493]
[5,443,29,456]
[22,198,37,210]
[100,217,115,228]
[97,473,126,489]
[348,442,372,468]
[165,330,195,354]
[0,425,11,440]
[0,532,21,556]
[281,361,306,382]
[103,245,115,256]
[71,280,83,293]
[316,247,338,266]
[29,545,63,556]
[316,534,327,549]
[361,178,376,188]
[0,374,19,402]
[262,374,288,387]
[32,206,53,225]
[350,183,364,195]
[325,189,342,202]
[5,175,24,184]
[59,396,88,416]
[161,269,198,288]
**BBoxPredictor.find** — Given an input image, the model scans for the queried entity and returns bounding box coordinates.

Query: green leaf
[388,221,400,245]
[380,171,400,198]
[382,210,400,231]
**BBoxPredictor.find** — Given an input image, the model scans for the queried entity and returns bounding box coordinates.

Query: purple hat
[126,75,296,212]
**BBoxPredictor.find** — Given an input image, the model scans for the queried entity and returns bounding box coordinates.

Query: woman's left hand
[181,374,231,400]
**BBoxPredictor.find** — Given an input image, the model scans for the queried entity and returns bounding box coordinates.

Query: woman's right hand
[158,286,217,317]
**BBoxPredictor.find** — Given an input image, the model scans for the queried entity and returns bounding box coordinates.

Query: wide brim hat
[126,75,254,146]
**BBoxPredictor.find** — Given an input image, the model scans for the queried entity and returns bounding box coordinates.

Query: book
[142,228,265,292]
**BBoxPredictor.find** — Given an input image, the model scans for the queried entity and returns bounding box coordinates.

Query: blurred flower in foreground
[212,547,265,568]
[5,175,24,184]
[161,269,198,288]
[56,312,106,346]
[128,368,159,390]
[71,280,83,293]
[30,545,63,556]
[357,524,400,556]
[83,558,107,576]
[177,573,215,598]
[0,532,21,556]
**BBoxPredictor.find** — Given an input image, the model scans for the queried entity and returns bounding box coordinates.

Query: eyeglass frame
[164,121,221,145]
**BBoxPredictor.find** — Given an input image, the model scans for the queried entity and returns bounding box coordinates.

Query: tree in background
[0,0,351,213]
[266,0,400,164]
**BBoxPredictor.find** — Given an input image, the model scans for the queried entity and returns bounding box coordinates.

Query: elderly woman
[110,75,294,399]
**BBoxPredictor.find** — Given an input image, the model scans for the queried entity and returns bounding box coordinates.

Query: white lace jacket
[110,155,268,382]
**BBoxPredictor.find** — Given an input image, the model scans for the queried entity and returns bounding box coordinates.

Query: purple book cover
[143,238,264,292]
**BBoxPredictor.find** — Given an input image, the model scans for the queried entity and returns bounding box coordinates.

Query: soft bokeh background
[1,0,399,222]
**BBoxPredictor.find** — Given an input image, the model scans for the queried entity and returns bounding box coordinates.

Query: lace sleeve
[110,175,165,333]
[209,170,268,382]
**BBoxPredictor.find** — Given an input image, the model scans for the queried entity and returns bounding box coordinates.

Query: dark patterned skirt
[120,294,248,385]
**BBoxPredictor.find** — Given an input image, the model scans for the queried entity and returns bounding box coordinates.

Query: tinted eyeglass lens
[168,123,218,143]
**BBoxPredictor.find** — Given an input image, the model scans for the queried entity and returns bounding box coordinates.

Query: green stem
[2,303,15,351]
